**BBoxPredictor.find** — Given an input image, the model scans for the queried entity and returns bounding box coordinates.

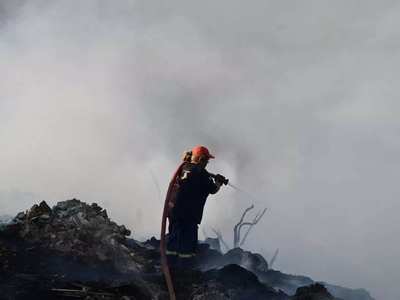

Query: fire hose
[160,165,229,300]
[160,162,185,300]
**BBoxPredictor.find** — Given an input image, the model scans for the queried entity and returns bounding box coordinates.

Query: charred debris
[0,199,375,300]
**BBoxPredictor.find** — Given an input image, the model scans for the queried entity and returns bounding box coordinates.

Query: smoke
[2,1,400,299]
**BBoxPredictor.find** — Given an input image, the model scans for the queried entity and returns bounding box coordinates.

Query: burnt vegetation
[211,205,268,252]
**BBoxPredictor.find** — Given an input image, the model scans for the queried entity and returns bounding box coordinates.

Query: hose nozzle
[221,177,229,185]
[209,173,229,185]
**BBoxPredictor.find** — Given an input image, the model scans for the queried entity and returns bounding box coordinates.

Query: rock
[77,211,87,218]
[27,204,41,220]
[39,201,52,214]
[220,247,262,272]
[292,283,341,300]
[204,237,222,253]
[39,213,51,223]
[95,215,106,223]
[105,233,125,244]
[216,264,260,289]
[60,211,70,218]
[119,244,131,253]
[70,215,92,228]
[96,252,108,261]
[100,209,108,218]
[91,203,99,209]
[204,264,288,300]
[20,224,31,238]
[130,253,147,265]
[254,253,268,270]
[118,225,131,236]
[17,212,26,220]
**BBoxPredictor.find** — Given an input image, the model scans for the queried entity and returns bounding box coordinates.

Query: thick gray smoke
[2,1,400,299]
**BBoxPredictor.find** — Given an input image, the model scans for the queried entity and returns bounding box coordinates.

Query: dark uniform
[166,162,217,262]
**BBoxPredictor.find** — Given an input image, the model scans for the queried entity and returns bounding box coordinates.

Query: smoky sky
[2,1,400,299]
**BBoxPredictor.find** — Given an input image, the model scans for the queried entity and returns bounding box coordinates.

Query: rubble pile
[0,199,132,262]
[0,199,377,300]
[0,235,157,300]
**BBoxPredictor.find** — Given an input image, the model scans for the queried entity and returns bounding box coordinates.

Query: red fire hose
[160,166,227,300]
[160,162,185,300]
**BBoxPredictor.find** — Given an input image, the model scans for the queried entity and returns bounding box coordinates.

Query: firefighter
[166,146,226,268]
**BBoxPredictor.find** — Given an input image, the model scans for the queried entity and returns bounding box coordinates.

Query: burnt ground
[0,236,157,300]
[0,235,269,300]
[0,235,344,300]
[0,199,375,300]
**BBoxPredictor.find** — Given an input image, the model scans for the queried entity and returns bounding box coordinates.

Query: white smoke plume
[2,1,400,299]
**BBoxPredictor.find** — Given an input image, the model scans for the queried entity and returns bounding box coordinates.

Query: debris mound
[0,198,132,262]
[0,199,377,300]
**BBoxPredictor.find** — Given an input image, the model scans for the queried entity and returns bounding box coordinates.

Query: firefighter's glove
[215,174,228,185]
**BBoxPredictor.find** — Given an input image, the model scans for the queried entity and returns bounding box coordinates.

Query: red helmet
[192,146,215,158]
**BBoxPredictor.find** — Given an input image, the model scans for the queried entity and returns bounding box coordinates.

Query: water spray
[227,182,262,202]
[210,173,264,204]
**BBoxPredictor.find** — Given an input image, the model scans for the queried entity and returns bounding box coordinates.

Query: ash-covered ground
[0,199,375,300]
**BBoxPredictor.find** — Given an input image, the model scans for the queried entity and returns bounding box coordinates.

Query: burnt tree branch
[238,208,267,247]
[269,248,279,269]
[233,205,254,248]
[211,228,230,252]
